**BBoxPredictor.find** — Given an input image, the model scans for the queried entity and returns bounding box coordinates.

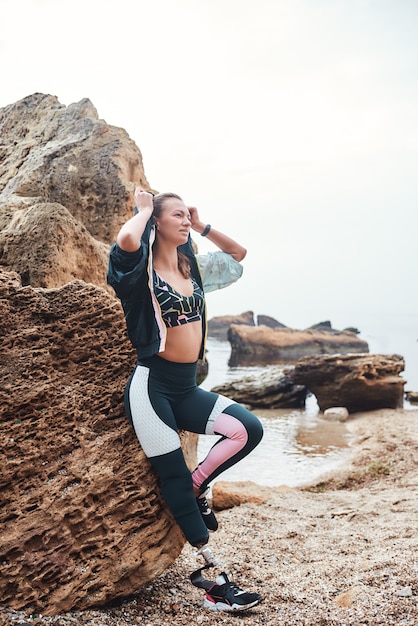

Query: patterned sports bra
[153,270,204,328]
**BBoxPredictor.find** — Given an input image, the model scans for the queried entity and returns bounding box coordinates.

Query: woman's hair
[152,193,191,278]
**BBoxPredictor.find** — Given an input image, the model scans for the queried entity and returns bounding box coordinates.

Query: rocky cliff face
[0,93,152,290]
[0,94,196,615]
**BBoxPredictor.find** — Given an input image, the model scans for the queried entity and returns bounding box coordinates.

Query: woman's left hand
[188,205,247,261]
[188,206,206,234]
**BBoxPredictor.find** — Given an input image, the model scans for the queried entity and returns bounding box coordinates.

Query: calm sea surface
[198,319,418,488]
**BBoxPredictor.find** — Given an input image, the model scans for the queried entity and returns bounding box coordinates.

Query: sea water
[198,320,418,488]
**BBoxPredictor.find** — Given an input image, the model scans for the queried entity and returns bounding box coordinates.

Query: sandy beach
[1,407,417,625]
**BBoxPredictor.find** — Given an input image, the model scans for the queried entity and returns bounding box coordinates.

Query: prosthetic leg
[190,545,263,612]
[190,545,219,590]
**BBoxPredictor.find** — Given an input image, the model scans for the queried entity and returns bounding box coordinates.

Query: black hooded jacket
[107,216,243,361]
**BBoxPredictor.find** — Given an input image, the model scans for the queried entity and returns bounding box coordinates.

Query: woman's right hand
[117,188,153,251]
[134,187,154,213]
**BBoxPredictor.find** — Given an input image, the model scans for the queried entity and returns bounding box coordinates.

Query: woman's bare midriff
[158,322,203,363]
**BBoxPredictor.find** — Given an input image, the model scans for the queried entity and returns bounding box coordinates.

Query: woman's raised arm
[189,206,247,262]
[117,188,154,252]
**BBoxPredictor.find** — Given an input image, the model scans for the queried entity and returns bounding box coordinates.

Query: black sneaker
[196,489,218,532]
[204,572,263,612]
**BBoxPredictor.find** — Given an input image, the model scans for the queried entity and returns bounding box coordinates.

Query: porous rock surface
[0,94,207,616]
[0,270,196,615]
[0,202,110,291]
[293,353,406,412]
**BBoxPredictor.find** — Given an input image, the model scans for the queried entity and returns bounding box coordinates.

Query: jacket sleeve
[196,251,243,293]
[107,243,148,301]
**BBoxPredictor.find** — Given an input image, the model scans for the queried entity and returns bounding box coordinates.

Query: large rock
[207,310,255,339]
[212,481,293,510]
[0,271,196,615]
[0,93,151,242]
[256,314,287,329]
[0,95,208,616]
[0,202,110,290]
[207,311,287,340]
[293,353,406,412]
[0,93,152,290]
[405,390,418,403]
[211,365,307,408]
[308,320,361,335]
[227,324,369,365]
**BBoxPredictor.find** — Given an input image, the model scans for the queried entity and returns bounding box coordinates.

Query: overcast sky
[1,0,418,337]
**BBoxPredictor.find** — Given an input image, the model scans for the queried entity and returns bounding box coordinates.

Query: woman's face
[154,198,191,245]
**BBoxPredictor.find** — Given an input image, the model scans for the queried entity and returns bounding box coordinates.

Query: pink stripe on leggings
[192,412,248,493]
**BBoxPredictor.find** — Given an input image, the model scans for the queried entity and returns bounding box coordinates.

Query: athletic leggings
[124,354,263,547]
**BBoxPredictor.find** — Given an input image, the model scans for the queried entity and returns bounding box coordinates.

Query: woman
[107,188,263,611]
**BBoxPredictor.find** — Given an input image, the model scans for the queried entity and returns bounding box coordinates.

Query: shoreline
[1,408,417,625]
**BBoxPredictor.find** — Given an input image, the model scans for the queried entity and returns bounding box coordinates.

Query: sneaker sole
[203,598,261,612]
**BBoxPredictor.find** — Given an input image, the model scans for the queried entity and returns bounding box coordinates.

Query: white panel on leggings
[129,366,180,457]
[205,395,237,435]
